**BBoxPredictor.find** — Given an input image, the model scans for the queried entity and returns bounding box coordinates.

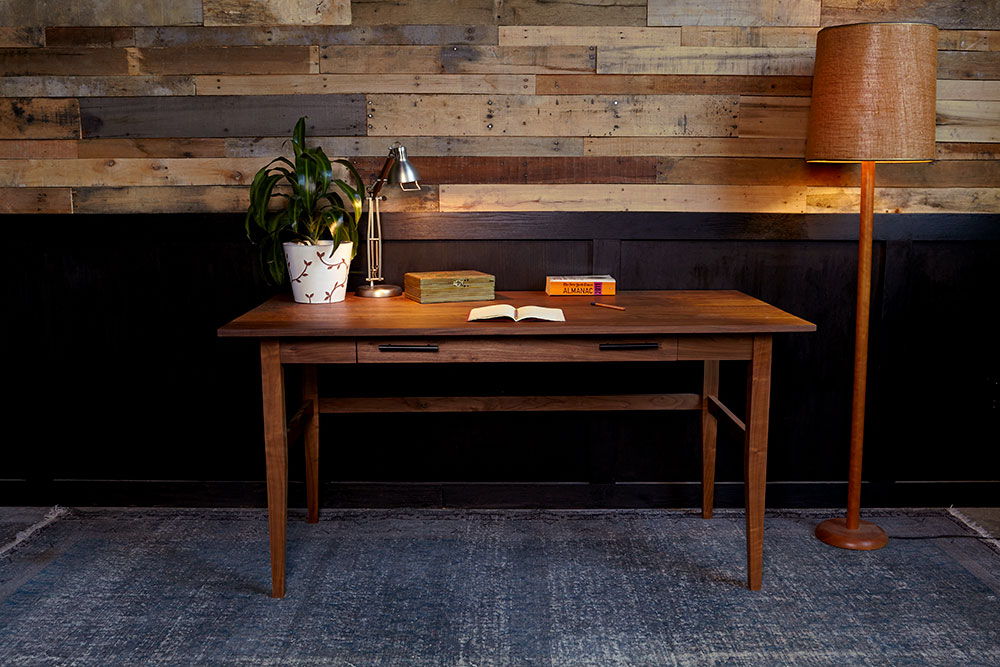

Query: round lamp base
[815,517,888,550]
[356,284,402,298]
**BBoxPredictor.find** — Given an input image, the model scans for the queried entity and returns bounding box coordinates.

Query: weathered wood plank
[938,51,1000,80]
[0,187,72,213]
[196,74,533,95]
[376,184,439,211]
[440,184,808,213]
[321,46,595,74]
[499,26,680,47]
[73,186,248,213]
[0,139,77,158]
[79,95,366,138]
[821,1,999,31]
[0,48,129,75]
[736,96,810,139]
[1,76,195,97]
[0,158,270,187]
[44,27,134,48]
[351,0,496,25]
[876,160,1000,187]
[356,0,648,26]
[134,46,318,75]
[203,0,350,26]
[536,74,812,96]
[226,136,585,158]
[675,27,999,50]
[0,1,202,27]
[0,27,45,47]
[0,98,80,139]
[71,184,437,213]
[448,45,588,75]
[395,156,658,184]
[649,0,821,27]
[806,187,1000,214]
[499,0,647,26]
[657,157,843,186]
[680,26,820,47]
[935,100,1000,143]
[939,30,1000,52]
[584,137,805,157]
[598,47,814,76]
[937,80,1000,100]
[656,157,1000,187]
[77,138,226,159]
[935,142,999,160]
[366,94,739,137]
[134,25,497,46]
[320,46,439,72]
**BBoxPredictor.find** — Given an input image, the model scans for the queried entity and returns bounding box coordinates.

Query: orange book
[545,274,616,296]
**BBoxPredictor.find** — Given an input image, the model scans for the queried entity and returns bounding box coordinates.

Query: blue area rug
[1,508,998,665]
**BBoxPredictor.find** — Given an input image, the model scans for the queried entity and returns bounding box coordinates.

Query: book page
[467,304,565,322]
[467,304,517,321]
[514,306,565,322]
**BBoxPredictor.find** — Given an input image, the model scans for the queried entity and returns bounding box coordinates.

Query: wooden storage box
[404,270,496,304]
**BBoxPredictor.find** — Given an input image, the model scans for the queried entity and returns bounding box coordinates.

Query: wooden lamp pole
[806,22,938,550]
[815,161,888,549]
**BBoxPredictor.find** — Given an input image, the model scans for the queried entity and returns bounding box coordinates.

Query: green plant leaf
[245,116,364,284]
[291,116,306,158]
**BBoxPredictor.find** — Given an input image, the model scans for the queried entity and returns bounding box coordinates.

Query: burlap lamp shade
[806,22,938,163]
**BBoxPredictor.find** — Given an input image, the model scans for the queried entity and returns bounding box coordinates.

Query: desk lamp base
[815,517,888,550]
[356,284,402,298]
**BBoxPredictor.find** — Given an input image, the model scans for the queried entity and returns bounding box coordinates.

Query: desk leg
[701,360,720,519]
[260,340,288,599]
[302,365,320,524]
[745,335,772,591]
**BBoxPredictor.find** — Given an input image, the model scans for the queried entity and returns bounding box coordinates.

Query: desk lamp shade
[387,144,421,191]
[808,22,938,551]
[806,22,938,163]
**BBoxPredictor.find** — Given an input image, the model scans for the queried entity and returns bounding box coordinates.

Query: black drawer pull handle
[377,344,439,352]
[599,343,659,351]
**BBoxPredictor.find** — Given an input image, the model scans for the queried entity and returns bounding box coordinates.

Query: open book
[467,304,565,322]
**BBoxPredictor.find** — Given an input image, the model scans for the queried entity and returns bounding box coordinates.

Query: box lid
[404,270,495,288]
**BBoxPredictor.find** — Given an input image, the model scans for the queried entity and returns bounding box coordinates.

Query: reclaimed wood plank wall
[1,0,997,216]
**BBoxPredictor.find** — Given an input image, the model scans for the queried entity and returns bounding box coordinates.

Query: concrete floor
[0,507,53,546]
[955,507,1000,538]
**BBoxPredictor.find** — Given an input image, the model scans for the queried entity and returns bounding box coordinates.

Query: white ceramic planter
[283,241,353,304]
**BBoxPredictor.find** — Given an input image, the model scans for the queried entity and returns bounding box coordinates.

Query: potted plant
[245,116,365,304]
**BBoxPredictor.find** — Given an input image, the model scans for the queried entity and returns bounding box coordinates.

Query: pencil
[591,301,625,311]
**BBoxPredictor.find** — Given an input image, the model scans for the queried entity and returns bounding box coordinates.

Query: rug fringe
[0,505,68,559]
[947,506,1000,553]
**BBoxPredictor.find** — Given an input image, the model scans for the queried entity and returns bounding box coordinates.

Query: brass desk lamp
[356,142,421,298]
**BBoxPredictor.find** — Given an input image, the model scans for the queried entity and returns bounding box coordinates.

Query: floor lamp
[806,23,938,549]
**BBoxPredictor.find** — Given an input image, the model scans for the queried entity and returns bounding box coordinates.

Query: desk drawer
[358,337,677,363]
[280,340,356,364]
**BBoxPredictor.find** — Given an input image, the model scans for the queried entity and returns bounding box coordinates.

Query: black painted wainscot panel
[5,212,998,508]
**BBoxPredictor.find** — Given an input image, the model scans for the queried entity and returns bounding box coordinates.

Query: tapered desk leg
[701,360,720,519]
[260,340,288,599]
[302,365,320,524]
[745,335,772,591]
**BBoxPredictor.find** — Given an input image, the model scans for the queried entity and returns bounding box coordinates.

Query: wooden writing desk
[219,290,815,597]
